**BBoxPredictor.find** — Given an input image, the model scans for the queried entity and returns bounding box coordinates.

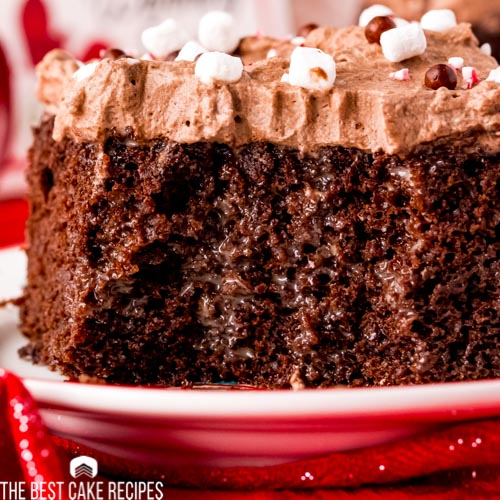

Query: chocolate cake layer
[20,116,499,387]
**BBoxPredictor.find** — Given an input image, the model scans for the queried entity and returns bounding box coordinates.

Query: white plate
[1,246,500,467]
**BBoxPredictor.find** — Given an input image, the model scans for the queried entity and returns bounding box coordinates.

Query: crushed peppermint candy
[389,68,410,81]
[380,23,427,63]
[195,52,243,84]
[72,61,99,82]
[286,46,336,91]
[420,9,457,32]
[359,4,394,27]
[486,67,500,82]
[198,11,240,53]
[141,18,189,60]
[176,41,206,62]
[462,66,480,88]
[447,57,464,71]
[480,43,492,56]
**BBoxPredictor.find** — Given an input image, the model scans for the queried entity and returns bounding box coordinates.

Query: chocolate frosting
[37,24,500,155]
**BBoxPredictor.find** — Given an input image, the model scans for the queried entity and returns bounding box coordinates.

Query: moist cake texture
[21,21,500,388]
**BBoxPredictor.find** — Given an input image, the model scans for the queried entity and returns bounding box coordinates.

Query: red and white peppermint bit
[389,68,410,81]
[462,66,480,89]
[447,57,464,71]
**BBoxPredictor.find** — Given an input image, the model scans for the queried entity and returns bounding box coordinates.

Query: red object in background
[0,198,29,248]
[0,43,12,171]
[21,0,66,66]
[21,0,108,66]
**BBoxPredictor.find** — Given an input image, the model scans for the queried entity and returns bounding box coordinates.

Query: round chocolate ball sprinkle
[298,23,319,38]
[364,16,396,44]
[101,48,127,60]
[424,64,458,90]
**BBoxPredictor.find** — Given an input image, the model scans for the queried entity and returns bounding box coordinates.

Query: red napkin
[1,202,500,497]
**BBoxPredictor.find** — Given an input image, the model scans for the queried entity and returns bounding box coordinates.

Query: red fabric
[1,207,500,497]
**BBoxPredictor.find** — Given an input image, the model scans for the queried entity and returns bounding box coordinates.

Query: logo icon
[70,456,98,479]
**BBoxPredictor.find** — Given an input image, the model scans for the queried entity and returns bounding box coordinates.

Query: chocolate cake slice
[20,18,499,388]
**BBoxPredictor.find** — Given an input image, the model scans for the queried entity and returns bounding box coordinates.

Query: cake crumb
[290,369,306,390]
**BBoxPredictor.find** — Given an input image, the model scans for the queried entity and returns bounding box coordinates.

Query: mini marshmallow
[420,9,457,32]
[359,4,394,27]
[175,41,206,62]
[287,46,336,91]
[141,19,189,59]
[195,52,243,84]
[447,56,464,70]
[267,49,278,59]
[72,61,99,82]
[480,43,492,56]
[389,68,410,81]
[486,67,500,82]
[393,17,409,28]
[380,23,427,62]
[198,11,240,53]
[281,73,290,83]
[291,36,306,46]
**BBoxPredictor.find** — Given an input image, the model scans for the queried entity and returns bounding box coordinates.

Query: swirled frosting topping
[37,23,500,155]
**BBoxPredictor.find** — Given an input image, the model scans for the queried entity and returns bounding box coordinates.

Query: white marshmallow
[198,11,240,53]
[359,4,394,27]
[72,61,99,82]
[420,9,457,32]
[287,46,336,91]
[291,36,306,46]
[281,73,290,83]
[175,41,206,62]
[447,56,464,70]
[141,19,189,59]
[393,17,409,28]
[480,43,492,56]
[486,67,500,82]
[140,53,154,61]
[195,52,243,84]
[380,23,427,62]
[267,49,278,59]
